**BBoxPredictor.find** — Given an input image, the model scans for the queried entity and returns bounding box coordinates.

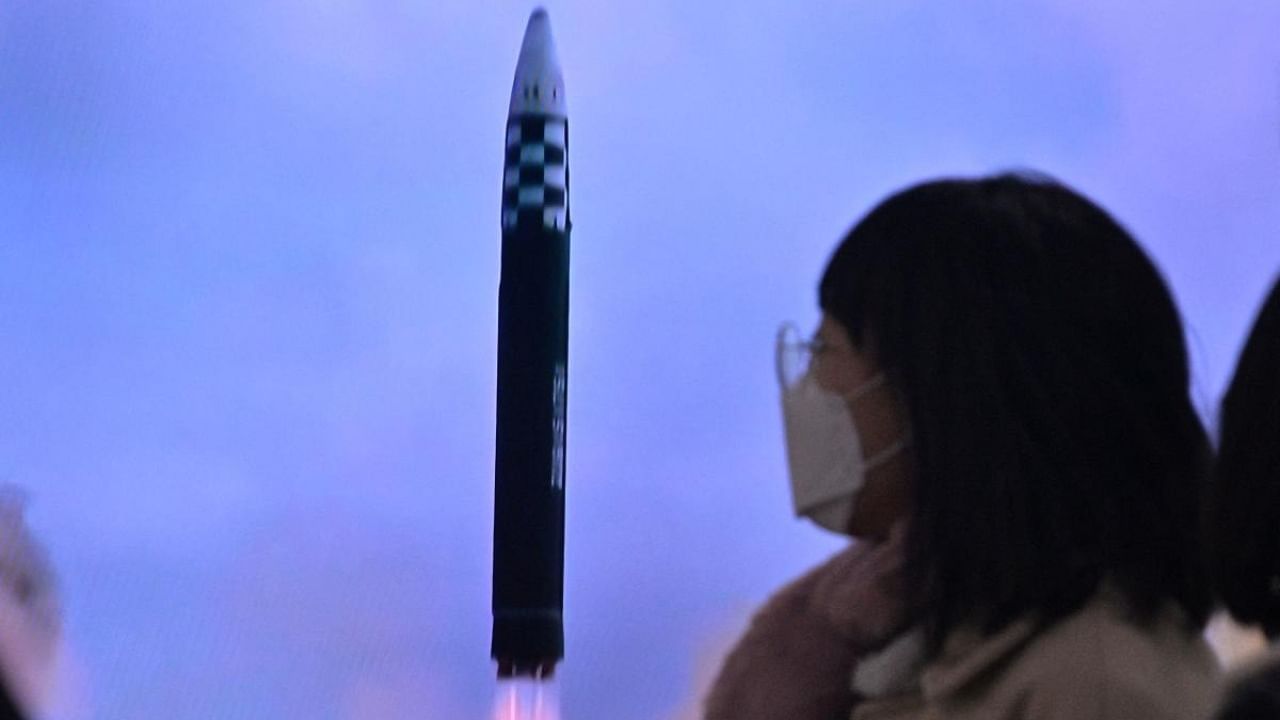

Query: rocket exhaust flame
[492,679,562,720]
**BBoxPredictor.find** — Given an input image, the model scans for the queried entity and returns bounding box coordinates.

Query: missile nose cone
[509,8,566,117]
[521,9,553,58]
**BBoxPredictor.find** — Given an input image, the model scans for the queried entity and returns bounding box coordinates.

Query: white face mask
[777,328,909,534]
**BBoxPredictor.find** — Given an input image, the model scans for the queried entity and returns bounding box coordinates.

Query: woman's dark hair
[819,172,1212,650]
[1210,275,1280,638]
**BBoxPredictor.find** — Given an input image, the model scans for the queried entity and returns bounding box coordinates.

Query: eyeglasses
[776,322,838,389]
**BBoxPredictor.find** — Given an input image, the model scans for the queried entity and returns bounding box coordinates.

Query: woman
[1208,276,1280,720]
[706,173,1219,720]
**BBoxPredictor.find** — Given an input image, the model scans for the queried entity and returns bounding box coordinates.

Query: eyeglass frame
[775,322,846,389]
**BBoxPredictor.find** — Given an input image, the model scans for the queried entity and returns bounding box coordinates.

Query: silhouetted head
[1214,656,1280,720]
[1211,275,1280,638]
[818,172,1212,649]
[0,681,23,720]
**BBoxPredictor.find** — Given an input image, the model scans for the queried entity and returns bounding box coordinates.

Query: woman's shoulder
[920,586,1220,720]
[1006,588,1220,719]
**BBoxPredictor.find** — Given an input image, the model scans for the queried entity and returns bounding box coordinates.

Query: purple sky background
[1,1,1278,718]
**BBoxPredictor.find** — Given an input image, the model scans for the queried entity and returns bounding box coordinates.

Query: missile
[492,7,570,680]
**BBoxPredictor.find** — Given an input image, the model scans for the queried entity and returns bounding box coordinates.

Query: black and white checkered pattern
[503,116,569,232]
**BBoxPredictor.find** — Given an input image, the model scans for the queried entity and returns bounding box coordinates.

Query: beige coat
[852,586,1221,720]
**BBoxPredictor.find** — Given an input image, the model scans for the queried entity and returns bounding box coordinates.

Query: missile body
[492,8,570,680]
